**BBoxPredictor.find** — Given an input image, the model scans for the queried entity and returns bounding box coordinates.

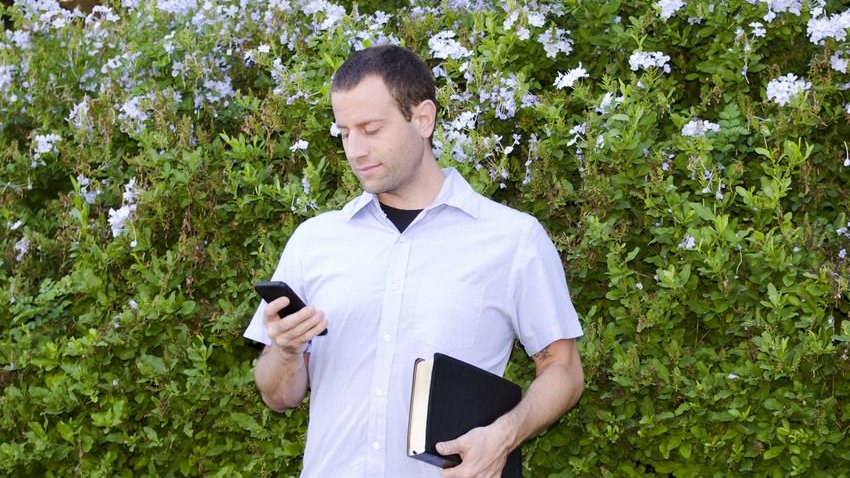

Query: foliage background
[1,0,849,476]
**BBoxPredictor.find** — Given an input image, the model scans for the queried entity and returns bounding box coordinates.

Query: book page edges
[407,357,433,457]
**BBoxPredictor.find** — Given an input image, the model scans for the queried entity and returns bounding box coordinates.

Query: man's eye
[365,128,380,135]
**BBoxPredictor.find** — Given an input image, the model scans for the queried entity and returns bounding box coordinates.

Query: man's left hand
[435,423,512,478]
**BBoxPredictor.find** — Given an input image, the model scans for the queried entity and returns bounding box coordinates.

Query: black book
[407,353,522,478]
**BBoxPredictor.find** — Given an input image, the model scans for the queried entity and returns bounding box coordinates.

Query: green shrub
[1,0,848,476]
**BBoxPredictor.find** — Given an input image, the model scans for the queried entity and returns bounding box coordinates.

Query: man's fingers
[262,296,291,324]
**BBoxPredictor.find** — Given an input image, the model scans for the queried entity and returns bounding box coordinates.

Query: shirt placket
[365,230,411,477]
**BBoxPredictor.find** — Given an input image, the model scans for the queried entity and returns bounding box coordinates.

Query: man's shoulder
[473,192,539,230]
[292,195,366,235]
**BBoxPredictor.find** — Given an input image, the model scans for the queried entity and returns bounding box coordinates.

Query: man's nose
[345,131,368,159]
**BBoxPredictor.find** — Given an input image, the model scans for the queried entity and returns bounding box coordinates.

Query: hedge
[1,0,849,476]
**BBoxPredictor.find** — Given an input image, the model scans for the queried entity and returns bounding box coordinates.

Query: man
[244,45,584,478]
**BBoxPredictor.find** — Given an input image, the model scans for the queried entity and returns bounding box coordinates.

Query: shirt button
[372,442,381,450]
[375,388,384,396]
[383,334,392,342]
[391,283,399,290]
[399,236,407,243]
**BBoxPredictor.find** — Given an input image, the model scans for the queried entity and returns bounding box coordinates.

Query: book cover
[407,353,522,478]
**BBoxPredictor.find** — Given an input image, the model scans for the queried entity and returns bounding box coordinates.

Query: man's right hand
[262,296,328,356]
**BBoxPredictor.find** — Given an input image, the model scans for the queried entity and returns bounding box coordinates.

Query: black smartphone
[253,281,328,336]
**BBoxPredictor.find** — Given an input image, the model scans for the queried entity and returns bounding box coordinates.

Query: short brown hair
[332,45,437,122]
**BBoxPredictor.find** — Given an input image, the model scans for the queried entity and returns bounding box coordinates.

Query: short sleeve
[243,228,306,346]
[509,220,582,356]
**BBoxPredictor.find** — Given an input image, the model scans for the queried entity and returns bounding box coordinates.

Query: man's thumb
[435,440,455,455]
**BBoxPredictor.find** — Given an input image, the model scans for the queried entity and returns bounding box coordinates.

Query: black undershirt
[380,203,422,233]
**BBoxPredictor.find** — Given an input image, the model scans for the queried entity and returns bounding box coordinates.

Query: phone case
[253,281,327,335]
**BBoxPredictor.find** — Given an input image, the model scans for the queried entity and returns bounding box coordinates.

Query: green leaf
[763,445,785,460]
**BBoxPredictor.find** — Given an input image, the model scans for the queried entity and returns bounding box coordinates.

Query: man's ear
[410,99,437,139]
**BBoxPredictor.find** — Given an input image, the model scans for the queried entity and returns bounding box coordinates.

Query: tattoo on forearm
[532,346,551,362]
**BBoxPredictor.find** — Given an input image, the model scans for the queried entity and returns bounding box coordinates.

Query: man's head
[331,45,437,124]
[330,46,444,209]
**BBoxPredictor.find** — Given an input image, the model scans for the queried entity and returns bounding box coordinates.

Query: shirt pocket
[412,279,484,352]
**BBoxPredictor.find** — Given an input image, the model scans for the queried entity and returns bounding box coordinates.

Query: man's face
[331,76,433,202]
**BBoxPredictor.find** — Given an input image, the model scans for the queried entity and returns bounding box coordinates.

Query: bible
[407,353,522,477]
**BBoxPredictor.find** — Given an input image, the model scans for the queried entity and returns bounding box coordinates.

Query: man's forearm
[493,340,584,453]
[254,345,310,411]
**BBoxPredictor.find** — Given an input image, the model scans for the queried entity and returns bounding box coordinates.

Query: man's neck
[377,157,445,210]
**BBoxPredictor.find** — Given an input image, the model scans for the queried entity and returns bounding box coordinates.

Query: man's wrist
[271,342,305,364]
[491,411,524,455]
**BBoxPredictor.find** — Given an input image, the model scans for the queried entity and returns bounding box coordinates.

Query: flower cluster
[554,63,589,90]
[656,0,685,20]
[596,92,624,114]
[806,8,850,45]
[629,51,671,73]
[682,119,721,137]
[434,110,479,163]
[429,31,472,60]
[108,178,139,239]
[117,94,153,135]
[67,97,92,133]
[31,133,61,167]
[762,0,803,23]
[157,0,199,17]
[14,237,30,262]
[478,73,537,120]
[290,140,309,152]
[537,27,573,58]
[76,175,102,205]
[831,51,849,73]
[678,234,697,249]
[766,73,812,106]
[301,0,346,32]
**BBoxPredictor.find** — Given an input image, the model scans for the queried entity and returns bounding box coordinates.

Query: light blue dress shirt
[244,168,582,477]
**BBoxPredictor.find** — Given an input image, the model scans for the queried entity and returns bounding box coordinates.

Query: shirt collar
[341,167,480,221]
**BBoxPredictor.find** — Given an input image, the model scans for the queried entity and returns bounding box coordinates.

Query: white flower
[157,0,198,17]
[807,9,850,45]
[32,133,61,159]
[108,204,135,238]
[830,51,848,74]
[554,63,589,89]
[678,234,696,249]
[766,73,812,106]
[428,31,472,60]
[330,122,341,137]
[0,65,15,96]
[566,123,586,147]
[67,97,91,132]
[14,237,30,261]
[629,51,671,73]
[537,27,573,58]
[527,11,546,28]
[290,140,309,152]
[503,10,519,30]
[839,249,847,259]
[656,0,685,20]
[129,299,139,311]
[750,22,766,38]
[257,44,271,54]
[108,178,139,238]
[682,119,721,137]
[727,373,740,379]
[10,220,23,230]
[516,27,531,40]
[761,0,803,22]
[596,92,624,114]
